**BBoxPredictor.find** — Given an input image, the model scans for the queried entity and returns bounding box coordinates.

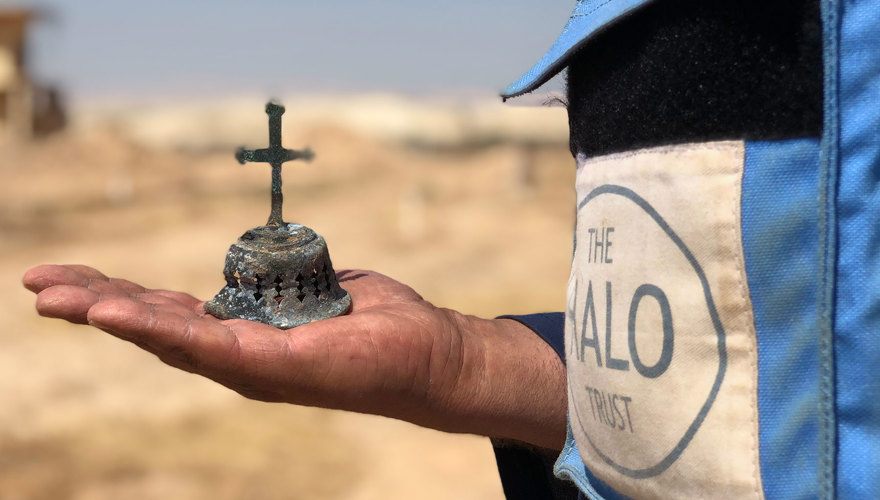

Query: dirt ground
[0,102,574,500]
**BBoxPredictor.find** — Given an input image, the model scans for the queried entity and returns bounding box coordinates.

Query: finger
[50,272,144,300]
[148,289,203,309]
[107,277,146,294]
[24,265,188,306]
[69,270,200,308]
[85,278,133,295]
[336,269,371,282]
[86,278,169,305]
[64,265,107,280]
[87,298,242,375]
[133,292,200,318]
[336,269,408,297]
[23,264,91,293]
[335,269,422,310]
[36,285,101,324]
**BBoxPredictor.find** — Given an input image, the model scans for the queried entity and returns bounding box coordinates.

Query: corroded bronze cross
[236,102,314,227]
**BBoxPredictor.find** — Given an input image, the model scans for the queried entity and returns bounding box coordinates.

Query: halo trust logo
[567,184,727,479]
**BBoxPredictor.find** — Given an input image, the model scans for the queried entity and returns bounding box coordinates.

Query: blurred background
[0,1,575,499]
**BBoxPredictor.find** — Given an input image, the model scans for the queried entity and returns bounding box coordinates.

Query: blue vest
[499,1,880,498]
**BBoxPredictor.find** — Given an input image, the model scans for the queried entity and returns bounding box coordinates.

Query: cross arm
[236,146,314,165]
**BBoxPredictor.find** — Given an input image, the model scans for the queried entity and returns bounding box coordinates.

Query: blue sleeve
[492,312,579,499]
[497,312,567,365]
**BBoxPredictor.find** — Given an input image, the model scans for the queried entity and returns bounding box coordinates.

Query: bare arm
[23,264,567,450]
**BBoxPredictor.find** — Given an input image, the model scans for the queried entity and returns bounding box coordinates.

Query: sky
[5,1,572,102]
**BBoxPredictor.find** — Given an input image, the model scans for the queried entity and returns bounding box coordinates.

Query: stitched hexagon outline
[571,184,728,478]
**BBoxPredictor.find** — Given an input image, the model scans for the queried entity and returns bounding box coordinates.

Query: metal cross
[236,102,314,227]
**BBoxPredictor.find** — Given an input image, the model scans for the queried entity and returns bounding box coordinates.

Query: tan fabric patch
[565,142,763,499]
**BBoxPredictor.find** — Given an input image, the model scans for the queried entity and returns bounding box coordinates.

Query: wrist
[444,314,567,450]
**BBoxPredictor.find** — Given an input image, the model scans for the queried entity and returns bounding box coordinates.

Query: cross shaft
[236,102,313,227]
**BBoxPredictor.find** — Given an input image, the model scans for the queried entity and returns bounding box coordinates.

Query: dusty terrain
[0,96,574,500]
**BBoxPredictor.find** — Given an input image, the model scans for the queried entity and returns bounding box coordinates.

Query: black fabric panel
[497,312,567,365]
[566,0,822,158]
[492,440,581,500]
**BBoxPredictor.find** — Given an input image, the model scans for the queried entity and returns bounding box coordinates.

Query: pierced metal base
[205,223,351,329]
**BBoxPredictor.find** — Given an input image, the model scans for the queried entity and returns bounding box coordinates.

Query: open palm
[23,264,565,448]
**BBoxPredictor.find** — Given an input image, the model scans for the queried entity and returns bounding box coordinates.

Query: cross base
[205,223,351,329]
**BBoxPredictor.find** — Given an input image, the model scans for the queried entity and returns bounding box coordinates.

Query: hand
[23,264,566,449]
